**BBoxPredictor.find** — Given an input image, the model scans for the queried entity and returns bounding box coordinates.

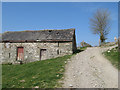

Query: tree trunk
[100,32,105,43]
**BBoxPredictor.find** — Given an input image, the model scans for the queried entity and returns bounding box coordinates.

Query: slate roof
[2,28,75,42]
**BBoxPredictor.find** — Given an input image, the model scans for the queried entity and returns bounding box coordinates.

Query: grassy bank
[2,55,72,88]
[77,47,87,51]
[80,47,87,51]
[103,47,120,70]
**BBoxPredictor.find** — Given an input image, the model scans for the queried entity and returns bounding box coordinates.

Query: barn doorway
[40,49,47,60]
[17,47,24,61]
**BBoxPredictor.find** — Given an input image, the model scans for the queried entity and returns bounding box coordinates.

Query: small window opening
[9,53,10,58]
[57,50,59,55]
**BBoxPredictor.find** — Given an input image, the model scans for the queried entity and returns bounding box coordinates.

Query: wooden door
[17,47,24,60]
[40,49,47,60]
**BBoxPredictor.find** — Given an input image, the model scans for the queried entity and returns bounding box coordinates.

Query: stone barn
[1,28,77,64]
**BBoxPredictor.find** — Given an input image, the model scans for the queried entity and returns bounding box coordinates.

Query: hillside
[2,55,72,88]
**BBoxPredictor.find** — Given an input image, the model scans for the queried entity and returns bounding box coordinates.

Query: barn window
[9,53,10,58]
[57,49,59,55]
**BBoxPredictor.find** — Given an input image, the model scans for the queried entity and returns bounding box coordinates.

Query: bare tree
[90,9,111,45]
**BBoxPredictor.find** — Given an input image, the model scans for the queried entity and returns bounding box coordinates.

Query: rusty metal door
[17,47,24,60]
[40,49,47,60]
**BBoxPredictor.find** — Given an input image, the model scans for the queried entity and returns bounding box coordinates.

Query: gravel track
[62,46,118,88]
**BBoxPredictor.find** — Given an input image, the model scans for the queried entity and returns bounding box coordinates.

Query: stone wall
[1,41,73,64]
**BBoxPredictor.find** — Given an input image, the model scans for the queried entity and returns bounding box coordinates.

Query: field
[2,55,72,88]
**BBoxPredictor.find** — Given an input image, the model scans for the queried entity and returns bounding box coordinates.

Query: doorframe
[17,46,24,61]
[40,49,47,61]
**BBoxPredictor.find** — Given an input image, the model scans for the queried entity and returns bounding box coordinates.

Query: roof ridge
[4,28,75,33]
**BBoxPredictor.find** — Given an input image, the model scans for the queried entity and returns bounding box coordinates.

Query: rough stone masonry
[0,28,77,64]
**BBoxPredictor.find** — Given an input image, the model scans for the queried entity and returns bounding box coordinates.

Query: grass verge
[103,47,120,70]
[80,47,87,51]
[2,55,72,88]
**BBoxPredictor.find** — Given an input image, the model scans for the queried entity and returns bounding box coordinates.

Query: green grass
[2,55,73,88]
[103,47,120,70]
[75,47,87,54]
[80,47,87,51]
